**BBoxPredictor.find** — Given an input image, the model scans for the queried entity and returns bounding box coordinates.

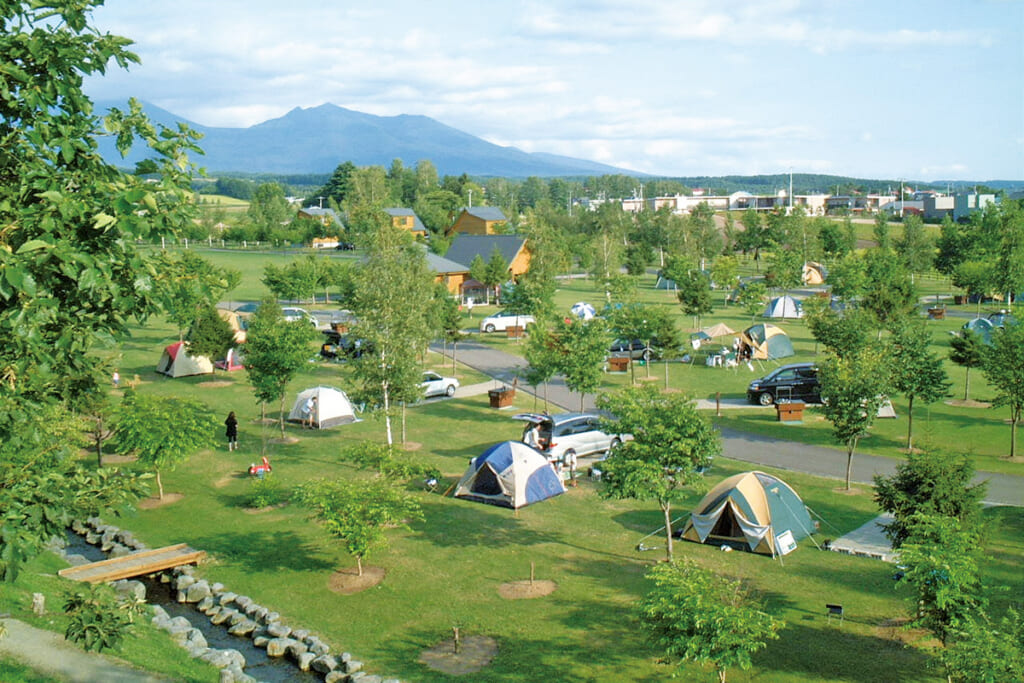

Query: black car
[608,338,658,361]
[746,362,820,406]
[335,241,356,251]
[320,331,372,360]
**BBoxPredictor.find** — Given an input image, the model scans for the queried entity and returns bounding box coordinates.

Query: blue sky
[85,0,1023,181]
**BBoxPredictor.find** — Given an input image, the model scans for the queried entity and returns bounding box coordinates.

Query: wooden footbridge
[58,544,206,584]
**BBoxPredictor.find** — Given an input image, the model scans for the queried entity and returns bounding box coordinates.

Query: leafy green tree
[0,0,198,582]
[295,478,423,577]
[735,209,772,270]
[434,284,465,370]
[819,220,850,260]
[339,441,430,483]
[898,514,984,646]
[873,212,892,251]
[861,249,917,331]
[345,165,391,209]
[523,322,561,411]
[116,391,218,500]
[261,258,319,304]
[187,303,236,365]
[553,317,610,411]
[818,347,891,490]
[597,384,719,562]
[350,225,435,445]
[940,609,1024,683]
[638,561,784,683]
[874,452,986,549]
[316,160,358,205]
[827,252,868,302]
[483,247,510,305]
[153,250,239,340]
[994,201,1024,305]
[980,322,1024,458]
[888,319,952,451]
[247,182,293,241]
[952,261,995,314]
[675,270,714,330]
[896,214,934,275]
[736,280,768,323]
[766,247,803,292]
[710,256,739,305]
[244,300,319,439]
[803,296,872,358]
[949,330,985,401]
[686,203,723,268]
[608,303,680,381]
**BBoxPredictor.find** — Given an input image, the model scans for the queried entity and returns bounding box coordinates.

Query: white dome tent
[570,302,596,320]
[287,386,359,429]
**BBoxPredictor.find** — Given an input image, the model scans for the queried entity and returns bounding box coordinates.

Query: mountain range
[93,100,640,178]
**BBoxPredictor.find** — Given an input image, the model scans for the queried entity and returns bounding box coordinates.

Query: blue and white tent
[454,441,566,509]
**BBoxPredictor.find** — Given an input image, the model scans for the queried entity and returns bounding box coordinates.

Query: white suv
[281,307,319,327]
[513,412,630,463]
[479,311,535,333]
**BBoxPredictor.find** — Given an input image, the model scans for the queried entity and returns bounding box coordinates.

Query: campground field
[3,245,1022,682]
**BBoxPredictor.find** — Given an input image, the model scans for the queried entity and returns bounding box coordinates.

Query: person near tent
[224,411,238,451]
[249,456,271,478]
[564,450,578,487]
[112,369,120,388]
[523,422,542,450]
[302,395,317,429]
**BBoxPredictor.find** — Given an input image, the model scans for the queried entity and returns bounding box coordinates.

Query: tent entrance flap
[471,464,507,496]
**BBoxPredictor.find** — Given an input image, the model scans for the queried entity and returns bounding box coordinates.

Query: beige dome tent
[216,308,247,344]
[802,262,827,285]
[156,341,214,378]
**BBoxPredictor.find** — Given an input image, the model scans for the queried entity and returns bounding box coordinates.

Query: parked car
[335,241,356,251]
[281,307,318,327]
[479,311,535,333]
[512,412,631,463]
[608,338,659,360]
[420,371,459,398]
[320,331,372,360]
[746,362,821,406]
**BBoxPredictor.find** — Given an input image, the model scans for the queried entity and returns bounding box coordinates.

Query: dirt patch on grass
[243,503,288,515]
[1001,455,1024,463]
[269,436,300,445]
[215,472,249,488]
[419,635,498,676]
[831,487,862,496]
[327,566,386,595]
[498,579,557,599]
[401,441,422,451]
[137,493,184,509]
[876,617,936,646]
[945,399,991,408]
[100,454,136,465]
[198,380,233,388]
[252,417,278,425]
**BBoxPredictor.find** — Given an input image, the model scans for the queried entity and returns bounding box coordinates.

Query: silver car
[513,412,630,463]
[479,311,535,333]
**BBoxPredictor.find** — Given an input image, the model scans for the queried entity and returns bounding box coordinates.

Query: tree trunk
[452,340,458,373]
[906,395,916,451]
[1011,410,1019,459]
[279,395,287,439]
[845,437,859,490]
[356,555,363,577]
[383,380,393,446]
[156,471,164,500]
[964,367,970,401]
[401,402,407,444]
[718,668,727,683]
[662,502,675,563]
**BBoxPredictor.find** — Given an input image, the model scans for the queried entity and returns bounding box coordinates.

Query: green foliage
[994,201,1024,300]
[675,270,714,328]
[597,384,719,561]
[246,474,285,509]
[898,514,984,646]
[63,583,145,653]
[861,249,917,329]
[981,322,1024,457]
[949,330,985,401]
[550,317,609,410]
[638,561,784,682]
[803,296,872,358]
[874,452,987,549]
[295,478,423,576]
[940,609,1024,683]
[246,182,294,241]
[607,303,680,361]
[952,261,995,300]
[186,303,235,363]
[339,441,428,482]
[244,299,319,435]
[887,319,952,450]
[818,347,892,489]
[896,214,934,273]
[766,247,803,291]
[735,280,767,321]
[153,250,240,339]
[116,390,218,499]
[827,252,868,302]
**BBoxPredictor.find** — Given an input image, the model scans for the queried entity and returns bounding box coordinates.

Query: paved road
[433,339,1023,507]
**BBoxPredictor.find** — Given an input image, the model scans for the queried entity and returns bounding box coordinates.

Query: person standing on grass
[112,369,120,388]
[564,450,578,487]
[225,411,238,451]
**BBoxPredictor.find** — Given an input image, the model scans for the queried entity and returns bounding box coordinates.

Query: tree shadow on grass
[758,619,935,682]
[410,498,562,549]
[189,529,335,574]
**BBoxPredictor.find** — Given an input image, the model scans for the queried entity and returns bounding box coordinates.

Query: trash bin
[607,357,630,373]
[776,401,805,423]
[488,387,516,408]
[506,326,524,339]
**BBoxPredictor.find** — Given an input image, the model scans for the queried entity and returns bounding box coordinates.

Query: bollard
[716,392,721,417]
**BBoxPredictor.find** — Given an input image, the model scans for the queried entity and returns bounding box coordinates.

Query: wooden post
[530,561,535,585]
[453,626,461,654]
[716,392,721,417]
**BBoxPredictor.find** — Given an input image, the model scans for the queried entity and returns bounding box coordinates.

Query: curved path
[433,339,1023,507]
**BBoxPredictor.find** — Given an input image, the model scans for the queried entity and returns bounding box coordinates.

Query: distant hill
[92,100,642,178]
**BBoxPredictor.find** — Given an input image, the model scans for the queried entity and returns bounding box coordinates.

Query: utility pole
[317,196,324,209]
[468,189,473,208]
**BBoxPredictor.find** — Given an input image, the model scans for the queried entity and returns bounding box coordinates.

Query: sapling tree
[296,478,423,577]
[980,321,1024,457]
[597,385,719,562]
[949,329,985,401]
[552,316,610,411]
[116,391,218,500]
[638,561,784,683]
[887,319,951,451]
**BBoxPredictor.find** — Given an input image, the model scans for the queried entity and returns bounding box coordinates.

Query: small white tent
[156,341,214,378]
[763,295,803,319]
[570,302,596,320]
[455,441,566,509]
[287,386,359,429]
